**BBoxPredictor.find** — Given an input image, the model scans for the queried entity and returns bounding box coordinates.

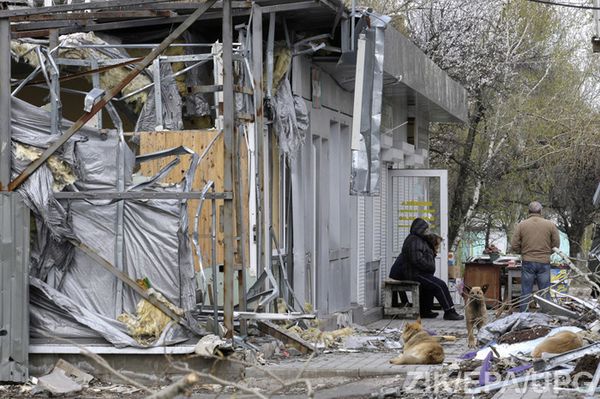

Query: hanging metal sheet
[350,12,389,196]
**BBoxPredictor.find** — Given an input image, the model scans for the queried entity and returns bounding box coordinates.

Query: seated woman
[389,218,463,320]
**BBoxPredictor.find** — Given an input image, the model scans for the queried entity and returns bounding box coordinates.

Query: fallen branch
[168,363,268,399]
[145,373,199,399]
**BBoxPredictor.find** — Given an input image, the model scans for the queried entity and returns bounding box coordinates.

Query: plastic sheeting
[273,79,307,157]
[10,96,199,347]
[30,278,188,348]
[182,32,212,119]
[135,62,184,132]
[477,312,556,345]
[349,11,389,196]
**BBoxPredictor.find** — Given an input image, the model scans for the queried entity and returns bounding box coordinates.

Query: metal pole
[211,188,219,335]
[235,125,248,336]
[8,0,218,191]
[251,3,264,308]
[222,0,236,339]
[351,0,355,51]
[595,0,600,38]
[266,12,275,99]
[49,29,61,136]
[0,18,10,190]
[262,50,272,313]
[152,58,163,130]
[90,58,102,129]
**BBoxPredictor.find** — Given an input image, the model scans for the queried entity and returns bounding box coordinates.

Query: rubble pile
[385,292,600,398]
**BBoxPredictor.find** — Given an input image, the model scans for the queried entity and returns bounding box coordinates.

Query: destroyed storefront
[0,0,468,384]
[290,23,467,314]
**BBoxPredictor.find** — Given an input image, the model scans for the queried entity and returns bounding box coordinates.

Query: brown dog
[464,285,488,349]
[531,331,583,358]
[389,318,445,365]
[424,233,443,256]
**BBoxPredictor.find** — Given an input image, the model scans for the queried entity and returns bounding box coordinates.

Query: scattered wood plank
[257,321,316,354]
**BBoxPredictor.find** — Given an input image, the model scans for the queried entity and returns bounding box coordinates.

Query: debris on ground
[31,359,94,395]
[194,334,233,357]
[497,325,552,344]
[257,320,317,354]
[286,325,354,349]
[477,312,557,345]
[571,354,600,381]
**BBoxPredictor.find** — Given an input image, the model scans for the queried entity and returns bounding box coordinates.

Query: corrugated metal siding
[357,196,366,306]
[0,193,29,383]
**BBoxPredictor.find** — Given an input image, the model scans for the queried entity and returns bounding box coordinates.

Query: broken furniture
[383,279,420,318]
[463,262,502,307]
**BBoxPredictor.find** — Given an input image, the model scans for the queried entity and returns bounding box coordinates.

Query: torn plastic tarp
[181,31,212,119]
[350,11,389,196]
[273,79,307,157]
[30,277,189,348]
[135,62,184,132]
[10,96,199,347]
[10,96,88,280]
[477,312,556,345]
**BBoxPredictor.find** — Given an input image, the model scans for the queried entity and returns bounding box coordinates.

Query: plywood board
[138,130,249,271]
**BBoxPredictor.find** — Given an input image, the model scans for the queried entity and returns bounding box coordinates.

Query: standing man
[511,201,560,312]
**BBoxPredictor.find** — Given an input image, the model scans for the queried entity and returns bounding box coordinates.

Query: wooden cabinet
[463,262,503,307]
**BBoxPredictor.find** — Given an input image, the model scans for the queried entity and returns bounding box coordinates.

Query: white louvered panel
[392,175,400,254]
[357,196,366,306]
[372,188,381,262]
[379,166,388,304]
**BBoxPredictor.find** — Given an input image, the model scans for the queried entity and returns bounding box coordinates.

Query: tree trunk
[567,223,586,259]
[448,98,485,248]
[485,218,492,247]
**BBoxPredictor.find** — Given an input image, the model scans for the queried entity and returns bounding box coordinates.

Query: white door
[387,169,449,282]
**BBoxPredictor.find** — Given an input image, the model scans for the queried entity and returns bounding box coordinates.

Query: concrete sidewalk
[245,318,468,379]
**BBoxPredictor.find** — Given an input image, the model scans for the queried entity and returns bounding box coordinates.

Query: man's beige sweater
[510,214,560,264]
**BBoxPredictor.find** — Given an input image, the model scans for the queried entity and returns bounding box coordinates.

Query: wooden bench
[383,279,420,318]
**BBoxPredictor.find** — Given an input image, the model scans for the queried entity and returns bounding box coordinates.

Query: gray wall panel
[0,193,30,382]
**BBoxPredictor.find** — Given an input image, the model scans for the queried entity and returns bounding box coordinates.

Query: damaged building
[0,0,467,382]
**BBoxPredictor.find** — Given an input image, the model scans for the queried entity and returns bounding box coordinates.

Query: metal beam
[263,14,273,310]
[251,3,264,306]
[8,0,218,192]
[10,0,337,38]
[53,191,232,200]
[235,311,315,320]
[146,1,318,12]
[0,18,9,190]
[12,9,252,38]
[222,0,236,339]
[10,10,175,22]
[262,1,318,13]
[533,342,600,372]
[0,0,171,18]
[144,1,252,10]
